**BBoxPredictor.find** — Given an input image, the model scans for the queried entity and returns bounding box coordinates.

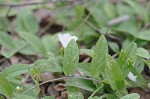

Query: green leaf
[114,88,128,98]
[117,43,137,76]
[0,17,10,31]
[114,21,137,37]
[19,45,37,55]
[0,31,15,49]
[34,59,63,73]
[90,35,108,77]
[89,96,103,99]
[1,42,27,58]
[1,39,37,58]
[144,60,150,69]
[67,86,84,99]
[1,50,17,58]
[120,93,140,99]
[137,48,150,59]
[105,94,118,99]
[63,40,79,76]
[80,49,94,57]
[134,57,145,73]
[76,24,98,45]
[89,4,109,27]
[28,66,41,88]
[136,30,150,41]
[0,73,13,98]
[104,2,116,19]
[19,32,46,56]
[16,8,39,34]
[108,42,119,52]
[78,63,91,76]
[20,85,39,98]
[41,34,59,53]
[105,55,125,90]
[75,5,85,19]
[121,43,137,61]
[42,96,55,99]
[14,95,35,99]
[124,0,149,23]
[122,37,133,49]
[14,40,37,55]
[135,39,148,47]
[66,78,96,92]
[2,64,29,78]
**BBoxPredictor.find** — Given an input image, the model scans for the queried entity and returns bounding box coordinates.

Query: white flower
[127,72,137,82]
[58,33,78,48]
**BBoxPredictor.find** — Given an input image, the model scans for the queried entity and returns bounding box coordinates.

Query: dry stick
[0,0,79,7]
[20,76,102,95]
[86,20,122,50]
[20,77,68,95]
[107,15,130,26]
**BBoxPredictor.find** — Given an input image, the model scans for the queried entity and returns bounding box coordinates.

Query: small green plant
[0,0,150,99]
[0,34,149,99]
[0,0,150,58]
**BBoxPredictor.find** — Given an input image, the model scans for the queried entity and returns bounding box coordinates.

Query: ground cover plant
[0,0,150,99]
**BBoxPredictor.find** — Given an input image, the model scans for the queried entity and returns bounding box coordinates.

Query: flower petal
[127,72,137,82]
[58,33,78,48]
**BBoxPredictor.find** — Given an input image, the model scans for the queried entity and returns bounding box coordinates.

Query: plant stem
[88,85,103,99]
[20,76,102,95]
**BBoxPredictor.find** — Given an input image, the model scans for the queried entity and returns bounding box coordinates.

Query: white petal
[71,36,78,41]
[58,33,78,48]
[127,72,137,82]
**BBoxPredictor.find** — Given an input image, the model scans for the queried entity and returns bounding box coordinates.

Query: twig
[86,19,122,48]
[86,20,122,41]
[20,76,102,95]
[108,15,130,26]
[0,0,79,7]
[107,34,122,41]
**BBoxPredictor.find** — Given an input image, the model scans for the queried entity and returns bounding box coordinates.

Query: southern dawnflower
[127,72,137,82]
[58,33,78,48]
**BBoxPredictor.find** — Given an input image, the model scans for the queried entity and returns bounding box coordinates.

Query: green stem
[88,85,103,99]
[20,76,102,95]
